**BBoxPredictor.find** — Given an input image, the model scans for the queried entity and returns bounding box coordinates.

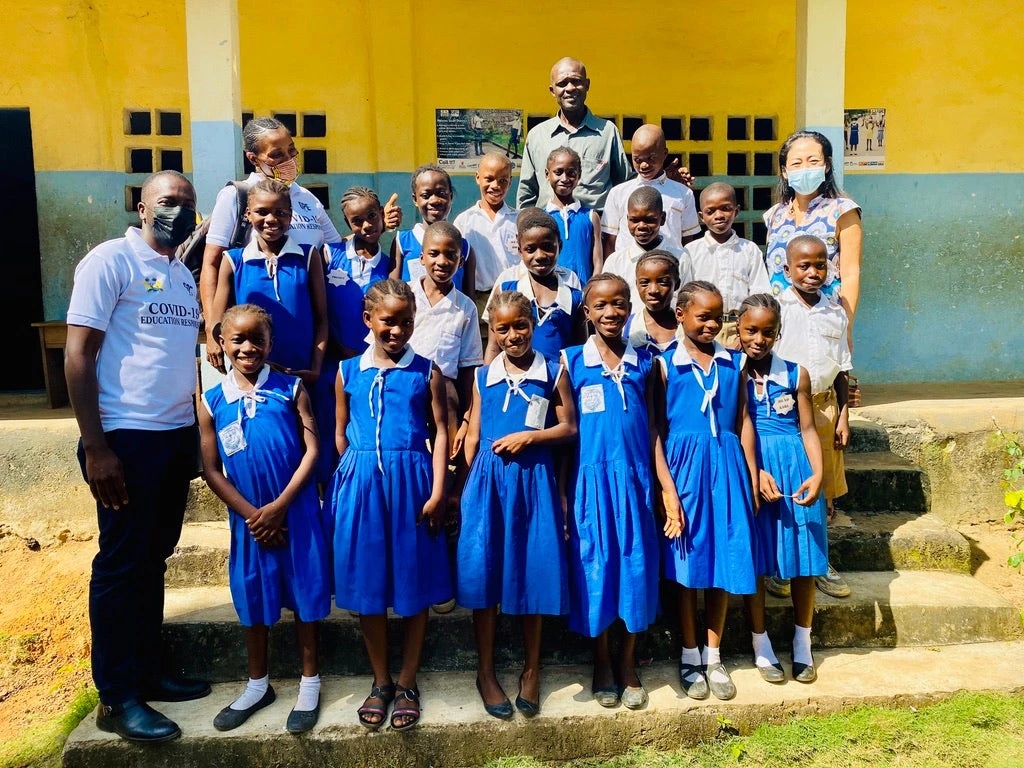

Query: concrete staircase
[63,417,1024,767]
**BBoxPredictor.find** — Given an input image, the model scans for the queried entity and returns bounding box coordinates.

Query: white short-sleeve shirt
[773,287,853,394]
[66,228,201,431]
[684,231,772,313]
[603,240,690,314]
[205,172,342,249]
[408,278,483,380]
[600,173,700,250]
[452,202,519,291]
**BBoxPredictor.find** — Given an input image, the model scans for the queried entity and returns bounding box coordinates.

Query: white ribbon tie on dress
[691,361,720,437]
[502,376,532,412]
[602,365,628,411]
[368,369,387,475]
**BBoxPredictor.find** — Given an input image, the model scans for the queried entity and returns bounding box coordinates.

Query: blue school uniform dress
[314,239,391,483]
[563,339,660,637]
[623,311,678,355]
[545,201,596,284]
[203,367,331,627]
[494,269,583,361]
[324,346,452,616]
[456,353,569,615]
[747,354,828,579]
[660,342,759,594]
[226,236,315,371]
[397,223,471,292]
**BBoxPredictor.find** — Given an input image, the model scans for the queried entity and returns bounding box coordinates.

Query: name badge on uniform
[525,395,549,430]
[219,422,247,456]
[772,393,795,416]
[504,233,519,255]
[580,384,606,414]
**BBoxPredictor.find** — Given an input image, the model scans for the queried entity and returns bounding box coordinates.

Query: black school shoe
[286,694,321,734]
[142,675,212,702]
[213,686,277,731]
[96,699,181,743]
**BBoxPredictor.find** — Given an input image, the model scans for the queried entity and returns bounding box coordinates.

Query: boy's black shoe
[142,675,212,702]
[96,699,181,743]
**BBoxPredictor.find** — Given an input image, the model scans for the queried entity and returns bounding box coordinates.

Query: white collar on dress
[358,344,415,371]
[345,236,383,266]
[545,199,582,214]
[516,272,573,316]
[672,340,732,367]
[582,336,638,368]
[750,352,790,388]
[485,351,549,387]
[241,234,304,262]
[221,365,271,403]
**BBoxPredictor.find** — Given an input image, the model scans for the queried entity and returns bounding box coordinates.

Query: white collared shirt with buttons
[481,263,582,325]
[408,278,483,380]
[684,230,772,314]
[603,240,691,314]
[773,287,852,394]
[452,202,519,292]
[67,227,201,431]
[600,173,701,250]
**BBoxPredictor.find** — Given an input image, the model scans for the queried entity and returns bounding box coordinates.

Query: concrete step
[843,451,929,513]
[848,416,891,453]
[64,640,1024,768]
[166,511,970,590]
[160,571,1022,683]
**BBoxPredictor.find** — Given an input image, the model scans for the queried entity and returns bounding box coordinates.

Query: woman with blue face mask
[763,131,863,320]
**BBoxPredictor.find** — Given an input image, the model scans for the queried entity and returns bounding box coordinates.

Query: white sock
[230,675,269,710]
[703,646,730,683]
[793,625,814,666]
[680,646,702,682]
[294,674,321,712]
[752,631,780,668]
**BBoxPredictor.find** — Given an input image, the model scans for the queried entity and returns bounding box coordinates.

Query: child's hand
[560,494,570,542]
[491,431,534,457]
[664,158,695,188]
[383,193,402,231]
[793,475,823,506]
[450,421,468,459]
[661,488,684,539]
[206,337,227,374]
[834,414,851,451]
[420,494,446,532]
[758,470,784,503]
[248,501,286,541]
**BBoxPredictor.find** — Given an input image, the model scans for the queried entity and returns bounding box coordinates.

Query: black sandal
[390,684,421,731]
[357,682,395,730]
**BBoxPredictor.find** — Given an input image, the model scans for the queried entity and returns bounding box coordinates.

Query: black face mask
[150,205,196,248]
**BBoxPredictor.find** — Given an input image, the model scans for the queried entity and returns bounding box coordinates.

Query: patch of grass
[0,686,98,768]
[483,691,1024,768]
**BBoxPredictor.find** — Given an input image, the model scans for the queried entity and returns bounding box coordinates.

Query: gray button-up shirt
[515,109,632,211]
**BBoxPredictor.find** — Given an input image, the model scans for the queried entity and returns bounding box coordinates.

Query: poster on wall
[844,108,886,170]
[436,109,523,172]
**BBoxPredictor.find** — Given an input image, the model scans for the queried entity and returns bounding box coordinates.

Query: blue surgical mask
[786,166,826,196]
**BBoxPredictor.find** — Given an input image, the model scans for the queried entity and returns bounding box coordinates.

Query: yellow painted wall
[845,0,1024,173]
[0,1,189,172]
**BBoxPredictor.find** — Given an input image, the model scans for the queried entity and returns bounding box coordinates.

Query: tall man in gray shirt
[515,57,632,211]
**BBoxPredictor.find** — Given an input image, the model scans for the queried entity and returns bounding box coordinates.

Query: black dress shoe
[142,675,212,702]
[213,686,276,731]
[286,695,320,734]
[96,699,181,743]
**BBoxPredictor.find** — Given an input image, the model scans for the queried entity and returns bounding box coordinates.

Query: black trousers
[78,426,196,706]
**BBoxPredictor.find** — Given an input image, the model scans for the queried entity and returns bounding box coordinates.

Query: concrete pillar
[795,0,847,184]
[185,0,242,214]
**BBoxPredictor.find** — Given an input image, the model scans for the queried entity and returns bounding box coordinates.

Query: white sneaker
[764,575,791,598]
[815,564,851,598]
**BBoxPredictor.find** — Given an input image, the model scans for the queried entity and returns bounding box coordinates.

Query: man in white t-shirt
[65,171,210,743]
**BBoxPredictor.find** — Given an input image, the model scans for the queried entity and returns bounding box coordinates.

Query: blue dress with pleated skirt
[456,352,568,615]
[747,354,828,579]
[203,368,331,627]
[323,346,453,616]
[563,339,660,637]
[660,342,760,594]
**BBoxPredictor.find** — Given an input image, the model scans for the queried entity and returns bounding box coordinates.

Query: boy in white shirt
[685,182,771,347]
[603,186,691,312]
[601,124,701,255]
[773,235,853,599]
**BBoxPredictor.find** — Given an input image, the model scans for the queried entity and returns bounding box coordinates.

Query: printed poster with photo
[436,109,523,172]
[844,108,886,170]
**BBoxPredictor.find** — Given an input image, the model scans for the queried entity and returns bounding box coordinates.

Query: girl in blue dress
[199,304,330,734]
[314,186,392,485]
[323,279,451,732]
[457,290,577,719]
[563,273,681,711]
[543,147,602,284]
[737,293,827,684]
[655,280,760,702]
[211,178,328,387]
[623,249,681,354]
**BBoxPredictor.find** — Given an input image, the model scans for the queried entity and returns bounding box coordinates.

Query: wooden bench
[32,321,208,409]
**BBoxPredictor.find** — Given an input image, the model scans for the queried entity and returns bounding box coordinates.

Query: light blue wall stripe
[191,120,242,215]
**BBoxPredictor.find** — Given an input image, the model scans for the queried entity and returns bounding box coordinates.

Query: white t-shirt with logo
[66,228,201,431]
[205,172,342,249]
